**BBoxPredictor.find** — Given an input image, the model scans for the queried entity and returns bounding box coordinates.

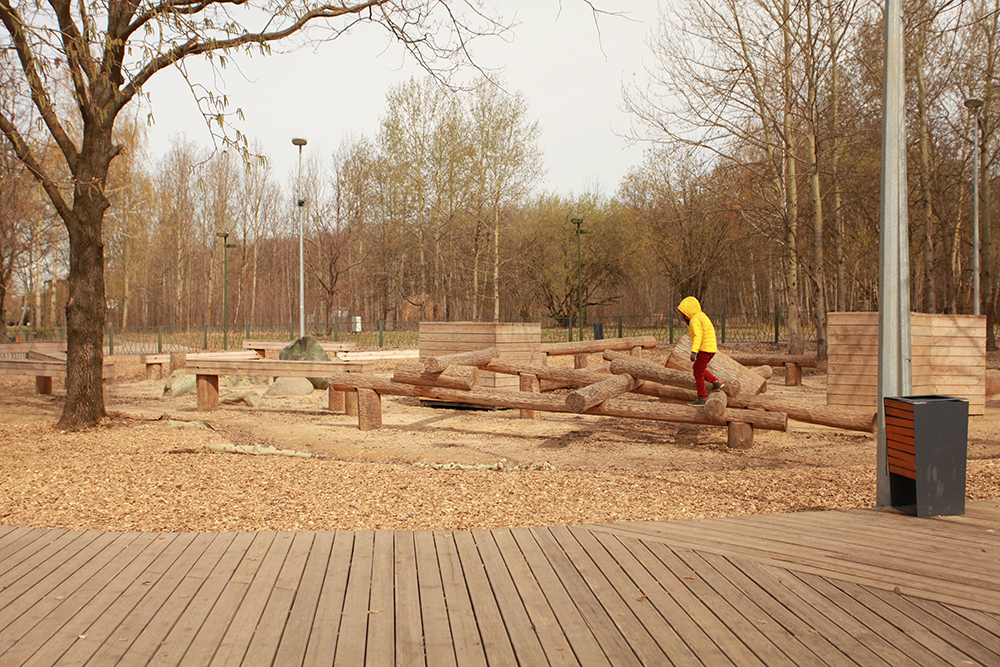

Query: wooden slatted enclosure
[418,322,542,390]
[828,312,985,415]
[884,398,916,479]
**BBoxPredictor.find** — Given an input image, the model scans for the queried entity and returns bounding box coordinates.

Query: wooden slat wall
[827,312,985,415]
[418,322,541,390]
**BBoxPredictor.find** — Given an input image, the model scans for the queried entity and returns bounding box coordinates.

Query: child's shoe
[688,397,707,406]
[711,381,726,392]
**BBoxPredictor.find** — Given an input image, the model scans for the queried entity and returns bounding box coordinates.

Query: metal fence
[4,312,817,356]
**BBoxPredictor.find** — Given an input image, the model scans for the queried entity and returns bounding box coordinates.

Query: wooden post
[146,362,163,381]
[35,376,53,394]
[728,422,754,449]
[630,346,642,357]
[170,351,187,375]
[328,386,345,412]
[573,352,589,369]
[519,373,540,419]
[785,362,802,386]
[357,389,382,431]
[196,374,220,412]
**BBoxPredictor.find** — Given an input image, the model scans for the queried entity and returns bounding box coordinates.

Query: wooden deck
[0,501,998,666]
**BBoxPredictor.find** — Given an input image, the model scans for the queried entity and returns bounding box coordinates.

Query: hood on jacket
[677,296,702,319]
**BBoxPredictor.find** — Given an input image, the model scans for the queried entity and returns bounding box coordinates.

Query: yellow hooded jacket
[678,296,717,354]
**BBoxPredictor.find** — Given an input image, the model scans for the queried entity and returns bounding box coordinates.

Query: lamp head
[292,137,307,147]
[965,98,984,111]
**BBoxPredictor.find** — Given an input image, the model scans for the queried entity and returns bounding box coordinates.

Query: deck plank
[451,531,518,666]
[330,530,373,667]
[90,531,239,667]
[530,527,642,666]
[304,530,356,667]
[414,530,457,667]
[240,531,315,666]
[432,531,487,667]
[29,532,197,667]
[470,529,549,666]
[0,500,998,666]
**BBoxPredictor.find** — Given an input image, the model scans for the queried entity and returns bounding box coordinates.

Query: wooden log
[565,374,642,413]
[785,362,802,386]
[480,360,612,386]
[665,334,766,395]
[326,373,787,431]
[328,385,345,412]
[573,352,589,369]
[728,394,876,433]
[393,362,479,390]
[704,390,727,421]
[357,388,382,431]
[751,365,774,379]
[728,422,754,449]
[170,351,187,374]
[540,335,657,357]
[519,373,540,419]
[422,347,498,374]
[606,355,741,398]
[196,374,220,412]
[727,354,818,367]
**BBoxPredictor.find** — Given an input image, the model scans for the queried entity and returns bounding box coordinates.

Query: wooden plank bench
[139,350,261,380]
[186,359,375,414]
[0,358,115,395]
[242,339,357,359]
[0,341,67,357]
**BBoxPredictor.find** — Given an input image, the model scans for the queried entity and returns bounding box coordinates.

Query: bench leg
[35,376,53,395]
[146,363,163,381]
[345,390,358,416]
[727,422,754,449]
[197,374,220,411]
[574,352,589,369]
[357,389,382,431]
[519,373,539,420]
[328,387,346,413]
[784,362,801,386]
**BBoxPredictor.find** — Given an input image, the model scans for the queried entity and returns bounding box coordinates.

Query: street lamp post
[217,231,237,350]
[292,137,307,338]
[966,98,983,316]
[571,218,587,341]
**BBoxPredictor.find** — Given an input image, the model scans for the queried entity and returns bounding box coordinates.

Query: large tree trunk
[59,141,111,429]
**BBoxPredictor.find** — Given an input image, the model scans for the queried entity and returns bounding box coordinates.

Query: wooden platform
[1,501,998,665]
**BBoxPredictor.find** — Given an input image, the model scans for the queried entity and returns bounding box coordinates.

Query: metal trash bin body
[884,395,968,517]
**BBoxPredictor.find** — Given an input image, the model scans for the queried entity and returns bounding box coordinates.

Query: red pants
[693,351,719,399]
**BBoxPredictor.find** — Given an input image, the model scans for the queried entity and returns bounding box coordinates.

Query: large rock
[163,370,196,397]
[265,376,316,396]
[279,335,331,390]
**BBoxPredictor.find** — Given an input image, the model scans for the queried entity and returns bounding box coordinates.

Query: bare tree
[0,0,505,426]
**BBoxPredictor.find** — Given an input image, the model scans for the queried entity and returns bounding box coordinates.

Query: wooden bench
[0,358,115,396]
[541,335,657,369]
[242,339,356,359]
[140,350,261,380]
[0,341,67,357]
[186,359,375,414]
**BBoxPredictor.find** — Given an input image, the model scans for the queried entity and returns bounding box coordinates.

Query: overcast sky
[142,2,662,197]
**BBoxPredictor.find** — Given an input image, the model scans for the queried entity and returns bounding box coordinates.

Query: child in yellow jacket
[677,296,725,405]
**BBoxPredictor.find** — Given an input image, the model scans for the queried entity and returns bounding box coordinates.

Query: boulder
[221,391,264,407]
[279,335,331,390]
[265,376,316,396]
[162,370,196,397]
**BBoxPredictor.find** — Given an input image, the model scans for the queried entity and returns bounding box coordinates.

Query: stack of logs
[324,336,875,449]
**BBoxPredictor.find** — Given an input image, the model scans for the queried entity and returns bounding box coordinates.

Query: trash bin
[593,322,603,340]
[884,395,968,517]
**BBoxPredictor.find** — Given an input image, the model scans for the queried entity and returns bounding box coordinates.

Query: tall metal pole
[966,98,984,316]
[572,218,584,341]
[876,0,912,507]
[293,137,307,338]
[216,231,236,350]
